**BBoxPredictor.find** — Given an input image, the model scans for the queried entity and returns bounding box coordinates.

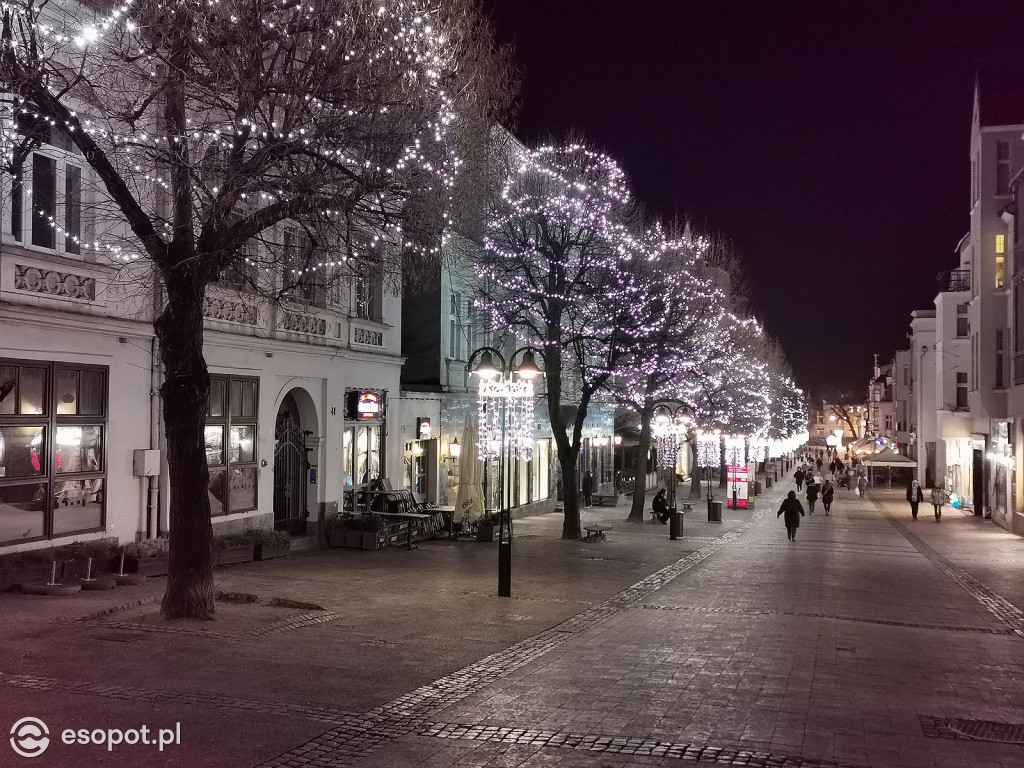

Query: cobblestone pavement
[3,481,1024,767]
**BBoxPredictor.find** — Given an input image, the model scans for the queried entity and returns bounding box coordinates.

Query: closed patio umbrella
[454,416,485,524]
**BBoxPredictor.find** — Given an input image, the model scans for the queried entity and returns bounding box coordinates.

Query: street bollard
[669,506,678,540]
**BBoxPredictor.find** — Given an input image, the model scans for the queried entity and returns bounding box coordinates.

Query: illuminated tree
[476,143,637,539]
[0,0,511,618]
[611,225,727,522]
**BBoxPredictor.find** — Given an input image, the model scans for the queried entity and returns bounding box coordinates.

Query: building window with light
[0,360,107,545]
[205,375,259,516]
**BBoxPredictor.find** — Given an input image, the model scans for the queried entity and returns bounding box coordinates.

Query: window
[282,230,326,307]
[997,234,1006,254]
[7,115,86,256]
[972,333,979,390]
[956,303,969,337]
[205,375,258,516]
[996,329,1005,389]
[216,229,257,292]
[996,140,1010,195]
[956,372,968,409]
[449,291,463,360]
[884,414,893,431]
[354,269,382,321]
[343,423,383,513]
[0,360,107,545]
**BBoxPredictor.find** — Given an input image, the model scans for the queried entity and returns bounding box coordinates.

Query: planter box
[345,530,362,549]
[213,543,254,567]
[361,531,387,550]
[119,555,170,577]
[327,527,347,548]
[0,564,53,592]
[253,542,290,561]
[476,523,496,542]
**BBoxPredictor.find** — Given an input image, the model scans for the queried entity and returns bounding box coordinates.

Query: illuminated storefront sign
[347,390,384,420]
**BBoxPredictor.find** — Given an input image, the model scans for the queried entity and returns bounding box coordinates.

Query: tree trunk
[157,269,215,620]
[558,448,581,539]
[627,405,653,522]
[689,437,703,499]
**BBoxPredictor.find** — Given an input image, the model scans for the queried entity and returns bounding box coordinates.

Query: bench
[584,524,612,540]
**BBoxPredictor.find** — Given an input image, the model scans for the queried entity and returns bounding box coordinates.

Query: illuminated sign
[417,417,432,438]
[346,390,384,420]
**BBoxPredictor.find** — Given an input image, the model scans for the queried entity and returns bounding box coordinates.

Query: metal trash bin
[707,500,723,523]
[754,481,762,495]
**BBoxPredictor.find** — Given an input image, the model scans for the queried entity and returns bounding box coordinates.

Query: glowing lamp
[449,438,461,459]
[472,350,500,380]
[516,349,543,380]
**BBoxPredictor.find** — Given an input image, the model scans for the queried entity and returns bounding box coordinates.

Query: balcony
[936,268,970,293]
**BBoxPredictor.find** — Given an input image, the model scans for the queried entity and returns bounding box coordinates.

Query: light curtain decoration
[724,434,745,467]
[696,429,721,469]
[749,435,767,463]
[477,378,535,461]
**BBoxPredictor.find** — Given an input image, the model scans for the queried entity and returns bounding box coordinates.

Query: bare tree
[0,0,512,618]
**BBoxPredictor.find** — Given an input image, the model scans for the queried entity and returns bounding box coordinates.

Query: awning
[860,447,917,467]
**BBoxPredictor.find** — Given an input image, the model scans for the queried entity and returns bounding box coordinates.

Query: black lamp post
[466,345,545,598]
[651,400,689,541]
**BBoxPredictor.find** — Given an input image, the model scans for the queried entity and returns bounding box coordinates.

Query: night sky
[484,0,1024,399]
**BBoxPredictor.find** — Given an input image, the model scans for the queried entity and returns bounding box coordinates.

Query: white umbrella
[454,416,485,523]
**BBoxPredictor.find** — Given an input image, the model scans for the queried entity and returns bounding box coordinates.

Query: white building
[909,310,937,486]
[0,125,407,553]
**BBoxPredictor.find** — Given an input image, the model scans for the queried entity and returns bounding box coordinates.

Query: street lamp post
[467,345,544,599]
[651,401,690,541]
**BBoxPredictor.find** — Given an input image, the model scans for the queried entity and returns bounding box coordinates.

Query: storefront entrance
[274,394,309,533]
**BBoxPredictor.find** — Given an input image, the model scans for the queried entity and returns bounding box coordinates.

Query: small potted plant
[212,534,254,566]
[118,538,170,577]
[476,512,499,542]
[244,528,292,561]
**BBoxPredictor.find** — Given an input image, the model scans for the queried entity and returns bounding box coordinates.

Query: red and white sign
[727,464,749,508]
[356,391,381,419]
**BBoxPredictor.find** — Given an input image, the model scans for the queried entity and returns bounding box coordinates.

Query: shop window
[404,441,428,498]
[343,423,383,512]
[205,375,259,516]
[0,360,106,545]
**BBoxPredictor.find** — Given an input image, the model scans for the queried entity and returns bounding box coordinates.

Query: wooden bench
[584,524,612,540]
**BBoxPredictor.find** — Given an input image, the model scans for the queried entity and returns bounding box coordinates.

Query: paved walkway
[3,480,1024,767]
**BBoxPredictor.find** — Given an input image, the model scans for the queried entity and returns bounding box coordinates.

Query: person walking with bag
[906,480,924,520]
[794,467,805,491]
[821,479,835,516]
[778,490,805,541]
[930,485,946,521]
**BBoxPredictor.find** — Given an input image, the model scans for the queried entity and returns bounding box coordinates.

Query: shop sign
[347,390,384,420]
[727,464,749,508]
[417,417,432,438]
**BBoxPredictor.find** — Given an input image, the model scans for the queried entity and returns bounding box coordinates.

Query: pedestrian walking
[794,467,805,491]
[581,471,594,507]
[652,488,670,524]
[816,457,823,473]
[857,473,867,498]
[829,459,837,477]
[778,490,805,541]
[930,485,946,521]
[906,480,924,520]
[806,476,820,514]
[821,479,834,515]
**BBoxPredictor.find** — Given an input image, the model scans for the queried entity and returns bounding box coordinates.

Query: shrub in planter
[0,549,58,592]
[243,528,292,561]
[476,513,499,542]
[55,540,117,580]
[117,538,170,577]
[325,514,351,548]
[212,535,254,566]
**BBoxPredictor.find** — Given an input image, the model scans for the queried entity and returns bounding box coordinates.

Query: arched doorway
[274,391,311,533]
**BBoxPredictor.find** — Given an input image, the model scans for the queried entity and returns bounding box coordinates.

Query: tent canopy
[860,447,917,467]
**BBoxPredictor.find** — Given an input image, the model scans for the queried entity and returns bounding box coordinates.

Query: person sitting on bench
[652,489,671,524]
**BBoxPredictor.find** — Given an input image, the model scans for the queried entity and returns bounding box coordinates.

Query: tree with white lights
[610,225,727,522]
[476,144,637,539]
[0,0,511,618]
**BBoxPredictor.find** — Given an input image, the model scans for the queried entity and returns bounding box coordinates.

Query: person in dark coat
[652,488,670,524]
[793,467,805,491]
[805,477,820,514]
[821,479,835,516]
[778,490,805,541]
[906,480,924,520]
[815,457,823,473]
[581,471,594,507]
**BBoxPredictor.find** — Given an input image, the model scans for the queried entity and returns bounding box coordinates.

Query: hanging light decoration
[724,434,745,467]
[477,378,535,461]
[696,429,721,469]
